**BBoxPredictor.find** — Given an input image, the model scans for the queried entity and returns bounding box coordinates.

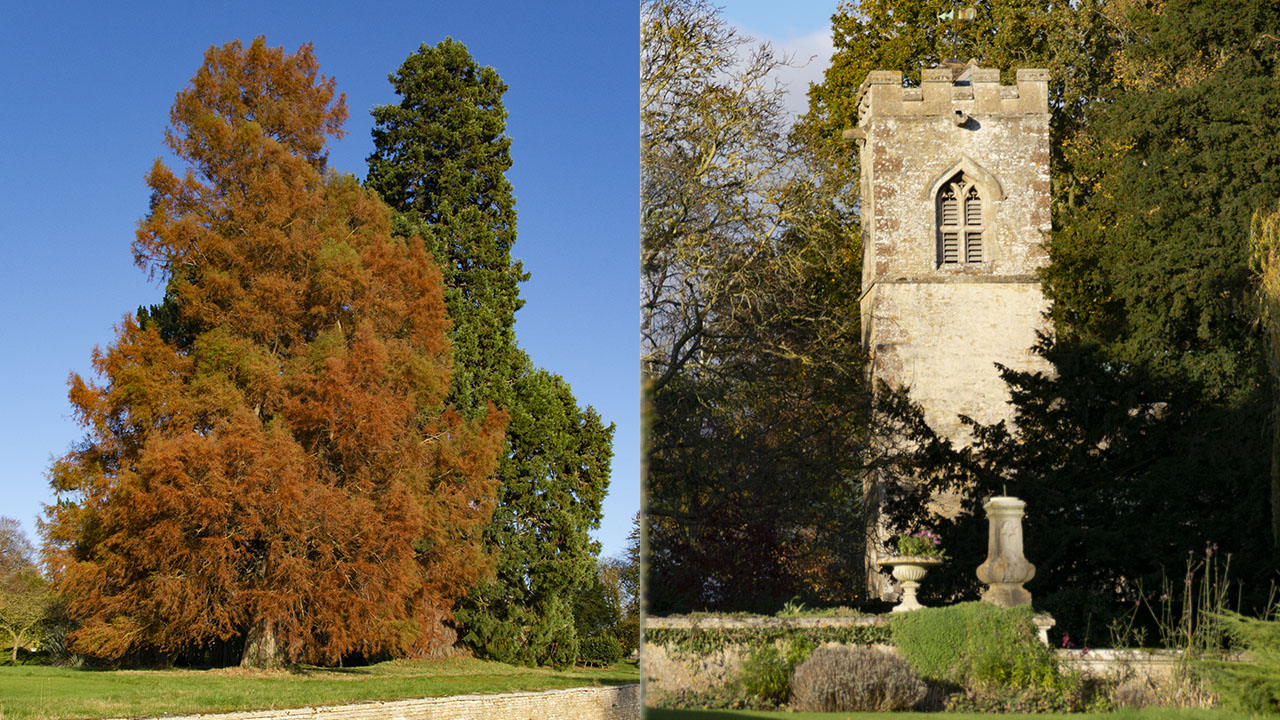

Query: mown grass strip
[0,657,637,720]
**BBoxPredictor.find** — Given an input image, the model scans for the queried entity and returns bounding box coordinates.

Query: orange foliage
[43,38,506,665]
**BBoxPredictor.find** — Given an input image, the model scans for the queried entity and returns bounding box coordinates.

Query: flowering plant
[895,529,946,558]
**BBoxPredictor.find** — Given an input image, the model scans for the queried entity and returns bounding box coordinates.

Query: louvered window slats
[937,175,985,267]
[965,187,981,225]
[942,232,960,264]
[940,188,959,225]
[966,231,982,263]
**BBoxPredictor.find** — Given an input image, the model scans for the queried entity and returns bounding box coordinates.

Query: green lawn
[644,709,1259,720]
[0,658,638,720]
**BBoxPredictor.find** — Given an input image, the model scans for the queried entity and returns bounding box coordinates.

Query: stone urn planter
[877,556,944,613]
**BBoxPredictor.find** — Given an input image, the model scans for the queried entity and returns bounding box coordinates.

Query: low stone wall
[644,614,1200,700]
[115,684,640,720]
[1058,649,1182,681]
[643,616,888,701]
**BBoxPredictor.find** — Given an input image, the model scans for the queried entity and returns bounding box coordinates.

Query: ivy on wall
[644,624,892,659]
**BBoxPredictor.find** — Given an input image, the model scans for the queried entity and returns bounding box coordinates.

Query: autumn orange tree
[42,38,506,668]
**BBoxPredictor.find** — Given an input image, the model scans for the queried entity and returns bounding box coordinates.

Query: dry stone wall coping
[106,684,640,720]
[644,615,887,630]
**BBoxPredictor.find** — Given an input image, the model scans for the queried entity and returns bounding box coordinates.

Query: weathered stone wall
[865,281,1050,441]
[1058,649,1182,681]
[118,685,640,720]
[642,616,888,702]
[644,614,1191,703]
[858,64,1052,437]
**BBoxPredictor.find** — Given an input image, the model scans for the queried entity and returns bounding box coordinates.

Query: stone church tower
[850,63,1052,597]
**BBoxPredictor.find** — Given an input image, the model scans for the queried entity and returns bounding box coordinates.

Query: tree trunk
[240,619,284,669]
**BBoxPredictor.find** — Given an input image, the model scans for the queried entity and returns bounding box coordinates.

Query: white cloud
[729,22,834,124]
[769,27,835,121]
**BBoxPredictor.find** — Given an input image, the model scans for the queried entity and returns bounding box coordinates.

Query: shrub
[789,644,927,712]
[1201,611,1280,713]
[890,601,1113,712]
[739,644,789,704]
[738,638,815,706]
[890,601,1057,688]
[578,633,623,667]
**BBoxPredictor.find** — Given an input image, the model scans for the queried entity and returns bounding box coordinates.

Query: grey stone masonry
[107,685,640,720]
[856,63,1053,598]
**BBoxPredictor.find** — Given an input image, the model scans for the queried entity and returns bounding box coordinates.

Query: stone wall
[1058,649,1182,681]
[858,63,1052,445]
[117,684,640,720]
[864,281,1049,441]
[644,613,1194,702]
[642,616,888,702]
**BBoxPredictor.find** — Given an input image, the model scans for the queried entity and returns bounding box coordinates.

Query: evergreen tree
[43,38,506,667]
[366,39,613,668]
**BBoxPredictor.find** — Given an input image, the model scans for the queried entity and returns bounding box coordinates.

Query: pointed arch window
[937,174,984,267]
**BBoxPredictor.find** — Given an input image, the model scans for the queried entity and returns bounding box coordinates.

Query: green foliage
[890,602,1109,713]
[1201,611,1280,713]
[577,633,623,668]
[1045,2,1280,402]
[457,591,579,670]
[945,678,1113,714]
[643,0,869,614]
[789,645,927,712]
[0,518,55,665]
[875,335,1275,646]
[1032,2,1280,617]
[367,38,525,419]
[889,602,1053,688]
[895,530,945,559]
[738,645,791,706]
[648,684,782,712]
[368,39,613,667]
[644,624,891,661]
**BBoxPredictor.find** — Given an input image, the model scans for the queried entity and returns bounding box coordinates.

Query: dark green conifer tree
[366,39,613,668]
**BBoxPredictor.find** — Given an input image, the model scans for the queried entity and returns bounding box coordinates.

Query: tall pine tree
[366,39,613,668]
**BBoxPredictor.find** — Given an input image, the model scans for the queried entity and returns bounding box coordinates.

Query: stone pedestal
[975,495,1035,607]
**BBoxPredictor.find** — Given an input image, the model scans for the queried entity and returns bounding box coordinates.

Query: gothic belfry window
[937,174,983,266]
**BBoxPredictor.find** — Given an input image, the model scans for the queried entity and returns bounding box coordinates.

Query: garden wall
[121,684,640,720]
[642,615,889,701]
[644,614,1187,700]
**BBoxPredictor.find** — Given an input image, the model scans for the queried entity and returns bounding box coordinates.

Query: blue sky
[719,2,838,122]
[0,1,638,559]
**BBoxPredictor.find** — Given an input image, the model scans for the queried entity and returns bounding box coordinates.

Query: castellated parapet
[856,63,1052,599]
